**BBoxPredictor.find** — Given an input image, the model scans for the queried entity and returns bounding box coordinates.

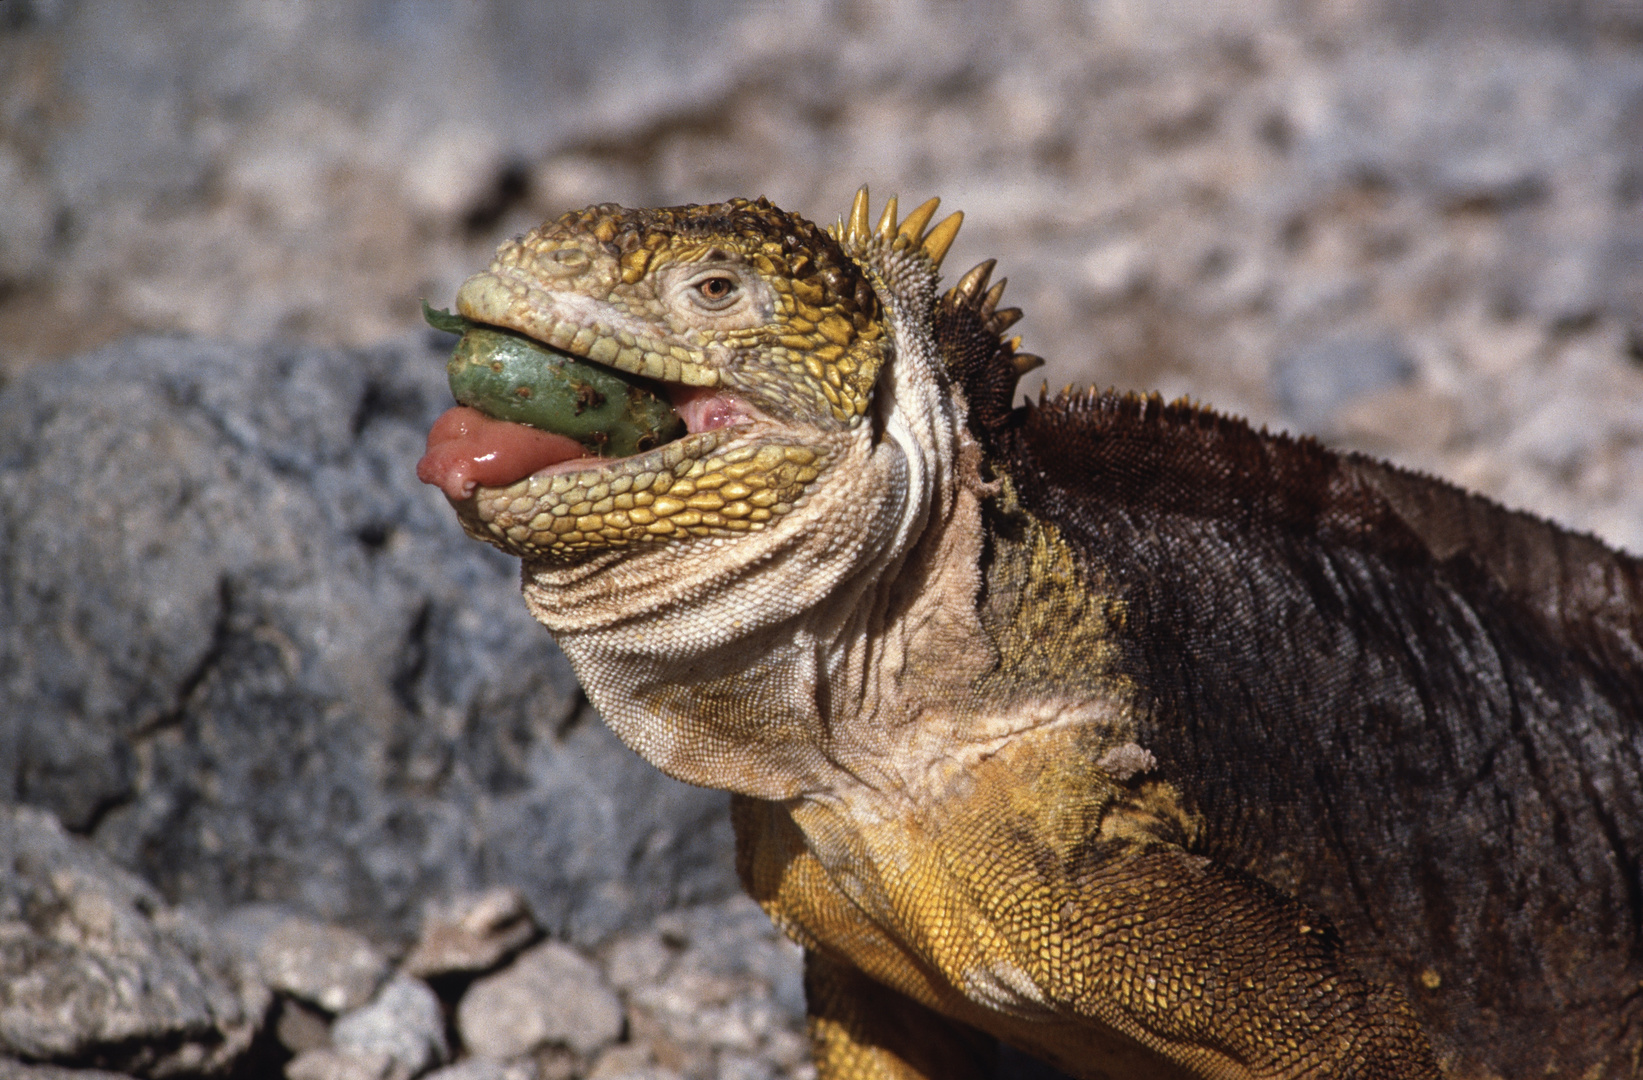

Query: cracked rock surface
[0,807,267,1077]
[0,813,820,1080]
[0,335,737,948]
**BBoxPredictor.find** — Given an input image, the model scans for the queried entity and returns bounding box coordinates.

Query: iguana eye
[688,273,741,310]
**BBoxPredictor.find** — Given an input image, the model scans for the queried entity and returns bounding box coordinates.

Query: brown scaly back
[933,247,1643,671]
[1002,383,1643,673]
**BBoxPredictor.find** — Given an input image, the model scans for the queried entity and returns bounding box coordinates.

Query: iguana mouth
[415,298,763,504]
[416,374,756,503]
[417,324,820,559]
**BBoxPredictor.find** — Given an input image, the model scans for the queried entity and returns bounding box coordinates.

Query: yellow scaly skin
[441,192,1439,1078]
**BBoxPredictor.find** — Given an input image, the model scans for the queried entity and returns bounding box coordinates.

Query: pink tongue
[417,406,592,501]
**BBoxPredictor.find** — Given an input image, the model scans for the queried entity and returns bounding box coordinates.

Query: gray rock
[630,972,785,1057]
[0,1063,138,1080]
[212,904,388,1013]
[584,1045,658,1079]
[1427,153,1549,213]
[285,1049,409,1080]
[402,888,539,979]
[273,995,334,1056]
[650,896,806,1019]
[603,932,675,993]
[256,918,390,1015]
[332,975,448,1075]
[587,1055,684,1080]
[1605,223,1643,338]
[0,336,737,945]
[458,940,624,1060]
[0,806,267,1076]
[715,1056,777,1080]
[214,904,304,965]
[612,898,808,1080]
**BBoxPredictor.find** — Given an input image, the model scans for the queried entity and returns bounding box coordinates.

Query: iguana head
[420,190,1016,795]
[422,191,963,560]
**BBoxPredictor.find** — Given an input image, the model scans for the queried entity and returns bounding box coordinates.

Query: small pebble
[458,940,624,1060]
[419,1060,534,1080]
[403,888,539,979]
[257,918,392,1014]
[584,1044,658,1079]
[285,1048,410,1080]
[602,933,674,992]
[332,974,449,1075]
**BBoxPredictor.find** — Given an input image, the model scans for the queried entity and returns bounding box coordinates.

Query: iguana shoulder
[420,189,1643,1079]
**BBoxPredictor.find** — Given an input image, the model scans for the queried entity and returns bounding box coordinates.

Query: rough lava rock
[0,806,268,1076]
[245,915,389,1016]
[401,888,539,980]
[0,1064,140,1080]
[331,974,449,1076]
[283,1049,408,1080]
[0,335,738,946]
[456,941,624,1061]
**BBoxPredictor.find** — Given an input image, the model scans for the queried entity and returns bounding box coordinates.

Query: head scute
[826,186,967,392]
[831,186,964,278]
[826,186,1051,435]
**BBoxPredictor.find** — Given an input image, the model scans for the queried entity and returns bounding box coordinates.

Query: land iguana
[416,190,1643,1079]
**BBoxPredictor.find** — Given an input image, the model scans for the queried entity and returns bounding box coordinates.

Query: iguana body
[418,192,1643,1078]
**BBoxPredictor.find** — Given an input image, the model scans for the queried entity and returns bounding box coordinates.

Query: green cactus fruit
[425,302,685,458]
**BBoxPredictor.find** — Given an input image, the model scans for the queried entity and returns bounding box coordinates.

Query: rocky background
[1,1,1641,1078]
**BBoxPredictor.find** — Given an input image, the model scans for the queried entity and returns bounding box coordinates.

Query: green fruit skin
[446,325,685,458]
